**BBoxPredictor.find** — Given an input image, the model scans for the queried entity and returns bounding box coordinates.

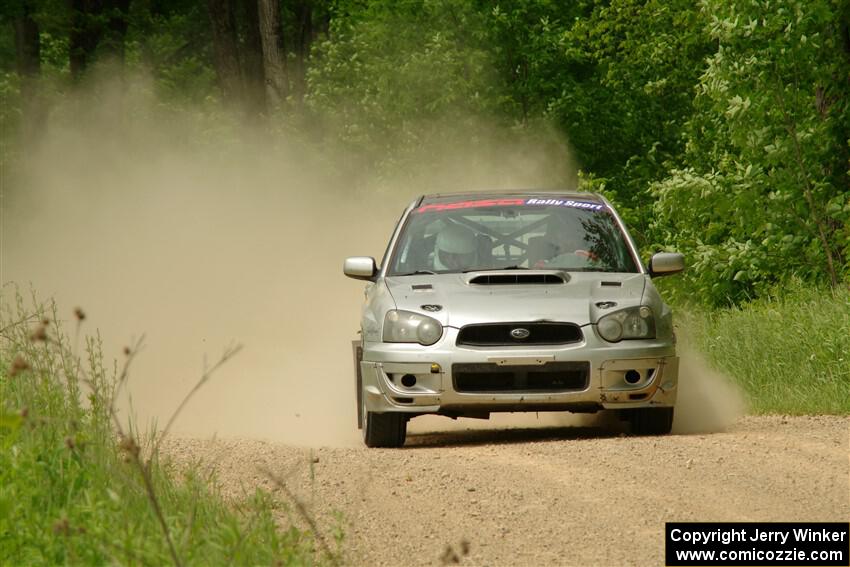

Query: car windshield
[387,197,639,275]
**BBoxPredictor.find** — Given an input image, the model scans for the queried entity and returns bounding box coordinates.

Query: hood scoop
[468,273,566,285]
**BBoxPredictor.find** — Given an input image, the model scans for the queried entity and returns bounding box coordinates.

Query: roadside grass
[0,293,338,566]
[681,282,850,414]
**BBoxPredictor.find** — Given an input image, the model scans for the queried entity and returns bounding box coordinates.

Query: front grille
[453,362,589,393]
[457,322,583,346]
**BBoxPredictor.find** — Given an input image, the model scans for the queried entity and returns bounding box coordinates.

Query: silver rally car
[344,192,684,447]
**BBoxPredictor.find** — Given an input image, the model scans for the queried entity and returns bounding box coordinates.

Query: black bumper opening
[452,361,590,393]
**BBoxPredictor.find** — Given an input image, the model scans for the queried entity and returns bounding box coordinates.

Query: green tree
[550,0,711,230]
[652,0,850,304]
[306,0,499,156]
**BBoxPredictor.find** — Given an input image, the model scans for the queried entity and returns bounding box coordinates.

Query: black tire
[363,411,407,448]
[355,343,407,448]
[629,407,674,435]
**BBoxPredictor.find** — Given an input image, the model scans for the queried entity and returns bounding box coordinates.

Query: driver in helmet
[533,216,601,269]
[433,223,478,271]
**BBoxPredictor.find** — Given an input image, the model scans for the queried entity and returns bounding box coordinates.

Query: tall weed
[683,282,850,414]
[0,292,332,566]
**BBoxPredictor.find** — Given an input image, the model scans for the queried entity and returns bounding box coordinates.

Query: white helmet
[434,224,477,270]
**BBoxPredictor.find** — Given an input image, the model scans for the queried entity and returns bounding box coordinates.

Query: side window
[380,209,409,270]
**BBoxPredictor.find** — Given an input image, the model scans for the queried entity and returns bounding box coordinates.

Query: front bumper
[360,326,678,415]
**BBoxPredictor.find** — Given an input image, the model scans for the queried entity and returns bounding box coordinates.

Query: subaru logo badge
[510,328,531,340]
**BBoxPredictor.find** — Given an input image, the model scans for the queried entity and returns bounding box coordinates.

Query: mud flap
[352,339,363,429]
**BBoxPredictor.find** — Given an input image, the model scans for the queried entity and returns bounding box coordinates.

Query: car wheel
[629,407,674,435]
[362,411,407,448]
[360,387,406,448]
[356,344,407,447]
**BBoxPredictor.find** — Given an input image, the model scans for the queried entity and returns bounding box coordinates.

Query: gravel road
[163,415,848,566]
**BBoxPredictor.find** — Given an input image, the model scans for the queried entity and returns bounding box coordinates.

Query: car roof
[417,190,606,206]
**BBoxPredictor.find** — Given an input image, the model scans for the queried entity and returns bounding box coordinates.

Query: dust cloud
[1,76,575,447]
[672,342,748,434]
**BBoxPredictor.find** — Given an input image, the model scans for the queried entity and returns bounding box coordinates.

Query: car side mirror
[649,252,684,277]
[344,256,378,281]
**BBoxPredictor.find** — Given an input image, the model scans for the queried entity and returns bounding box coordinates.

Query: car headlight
[597,306,655,342]
[383,310,443,346]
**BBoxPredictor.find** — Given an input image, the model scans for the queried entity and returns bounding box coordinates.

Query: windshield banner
[416,197,606,213]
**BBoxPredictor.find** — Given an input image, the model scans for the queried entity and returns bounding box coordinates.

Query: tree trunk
[207,0,243,105]
[13,0,45,144]
[258,0,287,108]
[13,5,40,77]
[316,6,329,38]
[292,0,312,101]
[69,0,105,80]
[242,0,267,115]
[101,0,131,64]
[67,0,130,78]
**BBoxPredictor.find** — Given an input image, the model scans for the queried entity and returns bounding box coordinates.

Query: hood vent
[600,281,622,287]
[469,273,566,285]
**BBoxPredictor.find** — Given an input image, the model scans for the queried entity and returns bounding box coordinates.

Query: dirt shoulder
[163,415,849,566]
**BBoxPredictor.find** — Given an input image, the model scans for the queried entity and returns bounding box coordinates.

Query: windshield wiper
[395,270,436,276]
[462,265,528,273]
